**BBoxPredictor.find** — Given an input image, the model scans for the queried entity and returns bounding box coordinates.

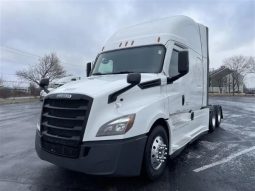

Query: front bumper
[35,131,147,176]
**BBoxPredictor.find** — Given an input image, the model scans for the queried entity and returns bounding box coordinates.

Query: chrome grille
[40,94,93,158]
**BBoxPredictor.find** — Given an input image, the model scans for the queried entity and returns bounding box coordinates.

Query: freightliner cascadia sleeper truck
[36,16,223,180]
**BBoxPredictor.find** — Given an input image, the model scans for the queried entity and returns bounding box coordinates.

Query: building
[209,66,244,94]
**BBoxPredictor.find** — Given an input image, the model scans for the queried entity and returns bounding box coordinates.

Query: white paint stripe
[193,146,255,173]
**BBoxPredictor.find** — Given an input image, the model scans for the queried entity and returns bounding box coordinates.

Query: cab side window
[168,50,179,77]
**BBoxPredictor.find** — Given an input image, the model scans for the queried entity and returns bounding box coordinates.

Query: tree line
[1,53,254,98]
[210,55,255,94]
[16,53,66,85]
[0,53,66,98]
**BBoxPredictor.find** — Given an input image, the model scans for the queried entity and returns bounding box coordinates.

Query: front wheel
[143,125,168,180]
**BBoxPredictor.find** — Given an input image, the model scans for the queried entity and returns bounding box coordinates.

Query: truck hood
[49,73,162,98]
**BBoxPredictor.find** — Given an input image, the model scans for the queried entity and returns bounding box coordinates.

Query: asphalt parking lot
[0,96,255,191]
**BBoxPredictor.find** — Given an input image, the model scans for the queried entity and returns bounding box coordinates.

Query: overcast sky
[0,0,254,84]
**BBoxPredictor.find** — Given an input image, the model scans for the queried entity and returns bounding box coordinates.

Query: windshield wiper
[111,71,134,74]
[92,72,108,75]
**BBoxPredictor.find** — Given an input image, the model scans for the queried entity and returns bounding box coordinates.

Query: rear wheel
[214,106,222,127]
[143,125,168,180]
[209,108,216,133]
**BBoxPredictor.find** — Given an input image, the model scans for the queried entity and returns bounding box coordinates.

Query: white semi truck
[36,16,223,180]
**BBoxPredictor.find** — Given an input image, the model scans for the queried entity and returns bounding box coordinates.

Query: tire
[215,106,222,127]
[143,125,168,180]
[209,108,216,133]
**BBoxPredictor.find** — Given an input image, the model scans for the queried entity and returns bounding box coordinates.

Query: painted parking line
[193,146,255,173]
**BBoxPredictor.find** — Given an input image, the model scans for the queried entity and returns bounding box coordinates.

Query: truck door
[165,43,193,149]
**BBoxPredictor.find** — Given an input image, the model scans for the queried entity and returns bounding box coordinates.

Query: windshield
[92,45,165,75]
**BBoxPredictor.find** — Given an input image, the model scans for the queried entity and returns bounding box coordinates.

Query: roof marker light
[119,42,122,47]
[131,40,134,45]
[102,46,105,51]
[125,41,128,47]
[157,37,160,43]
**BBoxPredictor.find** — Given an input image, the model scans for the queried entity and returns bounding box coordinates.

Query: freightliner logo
[56,94,72,99]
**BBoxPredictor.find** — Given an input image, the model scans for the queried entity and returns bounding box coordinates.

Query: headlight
[96,114,135,137]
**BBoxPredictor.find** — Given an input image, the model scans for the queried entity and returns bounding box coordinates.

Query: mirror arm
[167,72,188,84]
[108,84,135,104]
[43,87,49,94]
[167,74,181,84]
[86,62,92,77]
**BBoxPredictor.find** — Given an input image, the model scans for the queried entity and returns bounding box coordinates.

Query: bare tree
[0,77,3,87]
[16,53,66,86]
[246,56,255,73]
[217,77,227,94]
[28,83,40,96]
[224,56,255,94]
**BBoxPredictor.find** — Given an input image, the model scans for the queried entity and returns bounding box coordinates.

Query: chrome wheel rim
[212,115,216,128]
[150,136,167,170]
[218,112,221,124]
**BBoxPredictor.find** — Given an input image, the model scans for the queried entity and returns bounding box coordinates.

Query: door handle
[191,111,194,120]
[182,95,185,106]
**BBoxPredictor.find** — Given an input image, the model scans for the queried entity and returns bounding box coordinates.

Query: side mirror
[127,73,141,85]
[178,51,189,74]
[86,62,92,77]
[39,78,49,88]
[39,78,49,93]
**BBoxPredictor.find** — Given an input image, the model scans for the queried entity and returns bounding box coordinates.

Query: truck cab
[35,16,222,180]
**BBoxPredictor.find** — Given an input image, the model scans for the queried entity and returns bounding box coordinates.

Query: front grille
[40,94,93,158]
